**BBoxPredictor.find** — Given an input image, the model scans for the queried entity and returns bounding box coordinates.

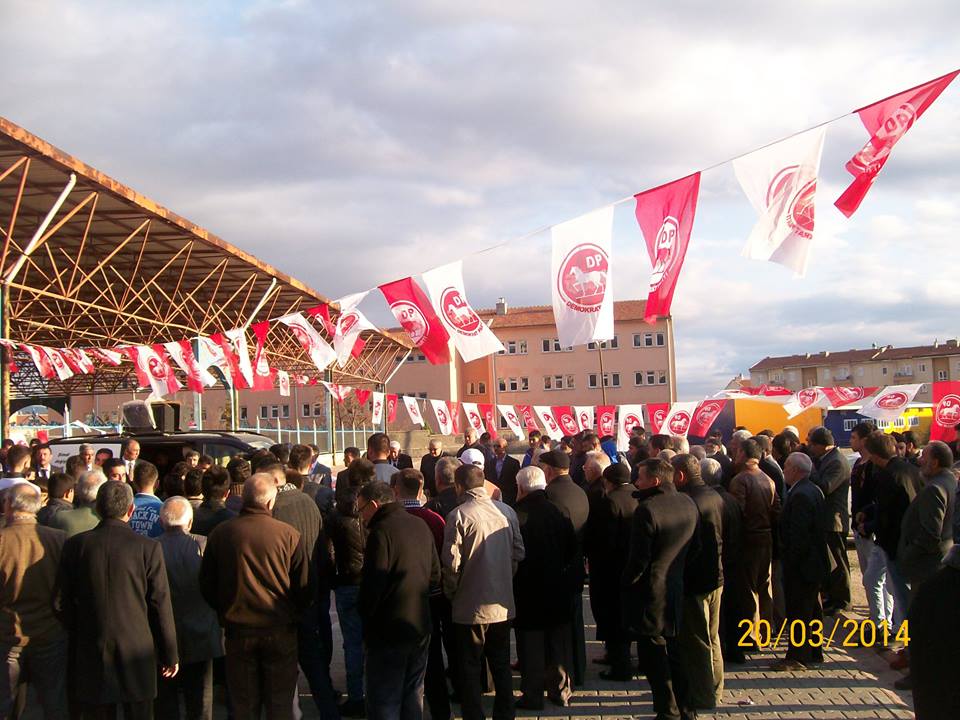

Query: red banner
[930,381,960,443]
[379,277,452,365]
[820,385,879,407]
[354,389,371,407]
[448,401,462,435]
[516,404,540,432]
[386,394,399,423]
[211,332,250,390]
[647,403,670,434]
[836,70,959,217]
[634,173,701,324]
[250,321,275,392]
[689,399,727,437]
[478,403,498,439]
[551,406,580,437]
[165,340,207,393]
[21,344,55,379]
[596,405,617,437]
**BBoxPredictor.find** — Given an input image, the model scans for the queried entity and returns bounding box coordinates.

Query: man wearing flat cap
[539,450,589,687]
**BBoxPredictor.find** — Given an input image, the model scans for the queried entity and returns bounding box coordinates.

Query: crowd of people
[0,421,957,720]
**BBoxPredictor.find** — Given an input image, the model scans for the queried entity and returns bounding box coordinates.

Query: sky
[1,0,958,399]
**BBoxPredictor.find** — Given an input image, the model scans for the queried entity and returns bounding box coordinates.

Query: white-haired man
[388,440,413,470]
[156,497,223,719]
[50,469,106,538]
[513,466,577,709]
[0,483,68,718]
[772,452,828,672]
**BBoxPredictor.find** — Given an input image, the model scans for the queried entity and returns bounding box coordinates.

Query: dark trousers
[824,531,852,608]
[335,585,365,704]
[454,621,514,720]
[155,658,213,720]
[0,635,68,719]
[739,533,773,642]
[636,635,680,720]
[225,626,299,720]
[298,594,340,719]
[784,572,825,665]
[569,593,586,686]
[516,625,572,704]
[364,636,430,720]
[718,565,747,662]
[608,632,634,679]
[78,701,153,720]
[425,598,451,720]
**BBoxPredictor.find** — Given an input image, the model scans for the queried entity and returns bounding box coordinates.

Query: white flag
[660,401,699,437]
[403,396,425,427]
[573,405,595,432]
[321,381,353,403]
[333,292,377,368]
[279,312,337,373]
[277,370,290,397]
[225,328,255,388]
[430,399,454,435]
[734,127,826,276]
[371,391,385,425]
[550,206,614,347]
[42,347,74,381]
[617,404,645,450]
[498,404,525,441]
[462,402,486,433]
[533,406,561,438]
[421,260,504,362]
[858,384,922,422]
[197,337,233,387]
[783,387,828,419]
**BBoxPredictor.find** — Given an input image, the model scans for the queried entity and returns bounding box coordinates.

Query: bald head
[243,473,278,510]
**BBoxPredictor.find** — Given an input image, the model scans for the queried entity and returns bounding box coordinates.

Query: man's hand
[161,664,179,679]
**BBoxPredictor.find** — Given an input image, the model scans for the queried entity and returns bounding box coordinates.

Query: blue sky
[1,0,958,398]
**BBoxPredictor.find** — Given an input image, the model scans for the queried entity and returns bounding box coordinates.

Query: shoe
[339,699,366,718]
[889,651,910,671]
[769,659,807,672]
[894,675,913,690]
[515,696,544,711]
[599,670,633,681]
[510,660,520,671]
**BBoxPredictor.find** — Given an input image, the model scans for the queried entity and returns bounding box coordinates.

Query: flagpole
[597,343,607,405]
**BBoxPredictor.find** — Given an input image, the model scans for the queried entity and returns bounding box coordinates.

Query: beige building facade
[749,340,960,403]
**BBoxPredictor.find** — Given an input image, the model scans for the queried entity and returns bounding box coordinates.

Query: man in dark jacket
[772,453,829,671]
[59,481,179,719]
[807,427,852,614]
[192,466,237,536]
[672,453,725,710]
[291,444,335,519]
[622,458,699,720]
[35,472,73,527]
[908,545,960,719]
[419,440,447,497]
[156,497,224,719]
[490,438,521,506]
[200,474,313,719]
[358,481,441,720]
[591,463,638,681]
[513,466,578,709]
[425,456,461,520]
[540,450,590,686]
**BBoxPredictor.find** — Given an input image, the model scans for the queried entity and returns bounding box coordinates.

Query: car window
[203,442,246,467]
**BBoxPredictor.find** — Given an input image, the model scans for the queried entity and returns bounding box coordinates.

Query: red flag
[250,321,275,392]
[126,346,181,397]
[21,344,55,379]
[59,348,95,374]
[211,332,250,390]
[551,406,580,437]
[87,347,124,366]
[307,305,336,336]
[689,399,727,437]
[820,386,879,407]
[355,389,371,407]
[647,403,670,434]
[634,173,701,324]
[378,277,451,365]
[836,70,959,217]
[448,401,462,434]
[596,405,617,437]
[516,405,539,432]
[350,337,366,358]
[930,381,960,443]
[478,403,498,439]
[43,348,74,380]
[386,394,399,423]
[164,340,206,393]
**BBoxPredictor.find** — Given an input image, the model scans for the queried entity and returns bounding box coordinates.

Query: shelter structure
[0,116,411,436]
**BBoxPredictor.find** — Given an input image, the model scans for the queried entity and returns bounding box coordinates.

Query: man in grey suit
[156,497,224,719]
[897,440,957,594]
[772,453,829,671]
[807,427,852,614]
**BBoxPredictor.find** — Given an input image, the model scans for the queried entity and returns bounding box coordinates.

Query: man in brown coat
[200,473,313,719]
[728,438,781,649]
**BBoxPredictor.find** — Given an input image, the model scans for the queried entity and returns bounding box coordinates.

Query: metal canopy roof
[0,116,410,398]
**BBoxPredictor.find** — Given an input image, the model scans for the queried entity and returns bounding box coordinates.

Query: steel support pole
[1,285,9,442]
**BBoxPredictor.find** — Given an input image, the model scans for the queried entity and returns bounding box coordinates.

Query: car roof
[48,430,274,446]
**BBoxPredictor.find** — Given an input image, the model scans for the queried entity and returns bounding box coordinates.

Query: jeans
[298,596,340,719]
[365,636,430,720]
[885,553,912,631]
[0,635,68,719]
[854,535,894,625]
[335,585,364,703]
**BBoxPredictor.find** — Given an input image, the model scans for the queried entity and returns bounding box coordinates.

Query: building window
[919,362,927,372]
[405,352,426,363]
[499,340,528,355]
[477,382,486,395]
[635,372,644,386]
[499,377,524,392]
[646,370,656,385]
[418,392,427,399]
[259,405,269,420]
[270,405,279,419]
[658,371,667,385]
[771,373,783,383]
[938,369,948,381]
[588,336,619,350]
[313,403,323,417]
[302,403,311,417]
[589,373,621,388]
[909,416,920,427]
[240,406,248,422]
[843,419,858,431]
[520,377,529,391]
[541,338,571,353]
[882,367,888,375]
[544,374,575,391]
[281,405,290,419]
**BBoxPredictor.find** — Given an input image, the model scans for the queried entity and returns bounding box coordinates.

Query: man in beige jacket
[442,463,525,720]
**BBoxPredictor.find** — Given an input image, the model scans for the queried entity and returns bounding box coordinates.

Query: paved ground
[22,545,916,719]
